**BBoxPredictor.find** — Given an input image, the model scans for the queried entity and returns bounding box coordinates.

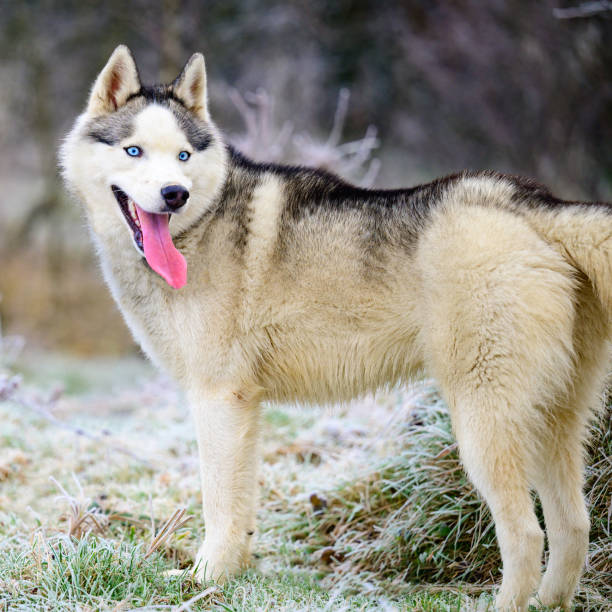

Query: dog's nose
[161,185,189,210]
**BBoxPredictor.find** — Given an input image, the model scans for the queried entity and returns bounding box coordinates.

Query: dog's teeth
[128,199,137,220]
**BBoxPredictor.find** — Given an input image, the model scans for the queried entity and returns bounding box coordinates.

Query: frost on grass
[1,314,611,609]
[0,356,470,609]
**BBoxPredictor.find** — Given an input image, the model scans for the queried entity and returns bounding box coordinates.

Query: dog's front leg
[190,389,261,583]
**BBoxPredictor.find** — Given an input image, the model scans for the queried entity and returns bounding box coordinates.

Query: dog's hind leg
[532,416,590,610]
[445,390,545,611]
[532,283,610,610]
[417,205,578,610]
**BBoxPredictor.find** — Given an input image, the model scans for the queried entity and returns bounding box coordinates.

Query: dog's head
[61,46,227,289]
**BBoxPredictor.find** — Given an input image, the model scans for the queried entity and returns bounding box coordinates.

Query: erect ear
[172,53,209,121]
[87,45,141,116]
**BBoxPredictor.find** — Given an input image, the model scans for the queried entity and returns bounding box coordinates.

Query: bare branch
[326,88,351,148]
[229,87,381,186]
[554,1,612,19]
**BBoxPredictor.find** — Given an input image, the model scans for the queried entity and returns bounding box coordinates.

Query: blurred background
[0,0,610,355]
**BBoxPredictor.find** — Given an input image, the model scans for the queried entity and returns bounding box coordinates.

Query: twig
[0,374,21,401]
[229,88,293,161]
[326,88,350,148]
[554,1,612,19]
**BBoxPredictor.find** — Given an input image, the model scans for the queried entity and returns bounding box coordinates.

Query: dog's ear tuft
[172,53,209,121]
[87,45,141,116]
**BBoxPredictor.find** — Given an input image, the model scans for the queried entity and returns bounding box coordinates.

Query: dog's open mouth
[111,185,187,289]
[112,185,144,251]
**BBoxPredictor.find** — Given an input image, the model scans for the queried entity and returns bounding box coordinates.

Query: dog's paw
[192,561,228,585]
[494,591,529,611]
[191,541,249,584]
[529,592,568,611]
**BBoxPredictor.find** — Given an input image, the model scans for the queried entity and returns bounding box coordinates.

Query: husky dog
[61,45,611,610]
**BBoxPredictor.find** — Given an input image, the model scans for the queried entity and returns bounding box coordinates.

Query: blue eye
[125,146,142,157]
[178,151,190,162]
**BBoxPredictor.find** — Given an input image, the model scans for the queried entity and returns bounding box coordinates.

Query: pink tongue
[136,204,187,289]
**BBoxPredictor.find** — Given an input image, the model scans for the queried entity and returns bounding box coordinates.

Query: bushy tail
[525,203,612,314]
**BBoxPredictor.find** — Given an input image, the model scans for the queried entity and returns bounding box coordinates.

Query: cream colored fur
[60,46,612,611]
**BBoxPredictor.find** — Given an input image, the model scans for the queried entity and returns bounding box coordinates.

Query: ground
[0,347,609,611]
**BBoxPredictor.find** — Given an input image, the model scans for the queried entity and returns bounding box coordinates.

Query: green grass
[0,528,478,610]
[0,350,610,610]
[1,533,196,609]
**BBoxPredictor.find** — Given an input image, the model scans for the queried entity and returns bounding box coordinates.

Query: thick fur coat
[60,46,612,611]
